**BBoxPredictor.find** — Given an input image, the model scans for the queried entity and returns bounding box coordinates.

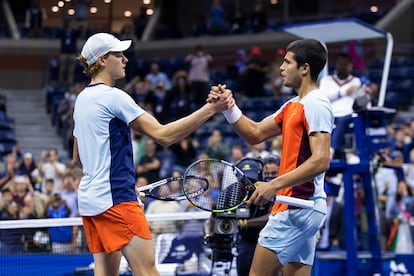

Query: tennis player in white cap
[73,32,234,276]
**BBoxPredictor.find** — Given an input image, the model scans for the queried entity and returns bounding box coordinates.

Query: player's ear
[301,63,310,76]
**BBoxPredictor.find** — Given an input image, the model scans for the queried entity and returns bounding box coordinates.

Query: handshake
[208,84,242,124]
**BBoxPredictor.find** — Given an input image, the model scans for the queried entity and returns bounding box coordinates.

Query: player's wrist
[223,104,242,124]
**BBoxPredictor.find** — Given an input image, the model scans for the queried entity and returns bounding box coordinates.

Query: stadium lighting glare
[124,10,132,17]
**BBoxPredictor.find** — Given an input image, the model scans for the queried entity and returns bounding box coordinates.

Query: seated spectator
[19,152,37,190]
[37,148,67,193]
[47,193,75,253]
[0,199,24,254]
[204,129,230,161]
[123,76,151,110]
[145,62,172,91]
[5,175,34,209]
[245,142,269,159]
[136,138,161,184]
[169,135,199,174]
[0,154,20,190]
[60,173,78,218]
[229,144,245,164]
[145,190,181,246]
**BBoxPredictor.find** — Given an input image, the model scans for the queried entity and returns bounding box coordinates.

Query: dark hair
[286,39,327,81]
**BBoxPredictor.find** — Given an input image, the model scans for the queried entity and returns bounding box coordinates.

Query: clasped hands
[207,84,235,111]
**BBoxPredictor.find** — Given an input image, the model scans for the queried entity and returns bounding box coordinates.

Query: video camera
[204,157,263,252]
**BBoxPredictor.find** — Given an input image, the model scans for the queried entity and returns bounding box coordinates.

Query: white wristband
[223,104,242,124]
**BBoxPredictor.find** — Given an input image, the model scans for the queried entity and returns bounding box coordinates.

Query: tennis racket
[138,175,209,201]
[182,158,314,213]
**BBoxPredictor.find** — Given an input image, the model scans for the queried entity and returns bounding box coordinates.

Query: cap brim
[111,40,132,52]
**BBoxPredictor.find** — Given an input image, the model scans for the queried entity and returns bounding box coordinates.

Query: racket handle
[274,195,314,209]
[139,192,145,197]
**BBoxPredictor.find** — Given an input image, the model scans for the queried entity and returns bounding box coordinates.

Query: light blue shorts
[257,208,326,266]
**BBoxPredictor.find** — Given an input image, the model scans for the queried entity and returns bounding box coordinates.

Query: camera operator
[236,154,280,276]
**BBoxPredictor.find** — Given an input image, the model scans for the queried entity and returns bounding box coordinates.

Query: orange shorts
[82,201,152,253]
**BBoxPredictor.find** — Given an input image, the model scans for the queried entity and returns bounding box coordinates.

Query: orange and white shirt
[271,89,334,215]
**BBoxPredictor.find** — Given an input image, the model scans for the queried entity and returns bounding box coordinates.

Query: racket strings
[183,159,248,212]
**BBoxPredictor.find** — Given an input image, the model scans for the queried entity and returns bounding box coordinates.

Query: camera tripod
[205,234,237,276]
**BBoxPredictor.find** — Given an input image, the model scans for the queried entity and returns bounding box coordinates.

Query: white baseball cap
[81,33,132,65]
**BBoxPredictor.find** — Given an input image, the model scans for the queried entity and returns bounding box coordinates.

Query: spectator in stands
[5,175,34,210]
[167,70,192,120]
[47,193,75,253]
[58,19,81,85]
[249,2,268,33]
[31,178,55,218]
[145,189,181,245]
[352,78,379,112]
[73,0,91,39]
[144,80,170,124]
[319,53,362,160]
[179,172,205,235]
[229,144,245,164]
[389,127,411,163]
[241,45,268,98]
[19,152,37,190]
[131,130,147,167]
[0,199,24,254]
[0,154,20,189]
[123,76,151,110]
[145,62,172,91]
[60,173,78,218]
[136,138,161,184]
[135,176,150,209]
[386,180,414,253]
[376,150,407,244]
[186,45,213,109]
[24,0,47,38]
[37,148,67,193]
[269,48,293,98]
[228,2,247,34]
[204,128,230,161]
[208,0,226,36]
[245,142,269,159]
[269,135,282,157]
[169,135,199,174]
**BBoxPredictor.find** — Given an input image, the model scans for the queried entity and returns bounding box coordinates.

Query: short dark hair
[286,39,327,81]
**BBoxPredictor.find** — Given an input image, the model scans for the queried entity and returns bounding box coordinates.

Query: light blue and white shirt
[73,83,145,216]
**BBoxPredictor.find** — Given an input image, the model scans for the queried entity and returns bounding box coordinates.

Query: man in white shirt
[319,53,361,160]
